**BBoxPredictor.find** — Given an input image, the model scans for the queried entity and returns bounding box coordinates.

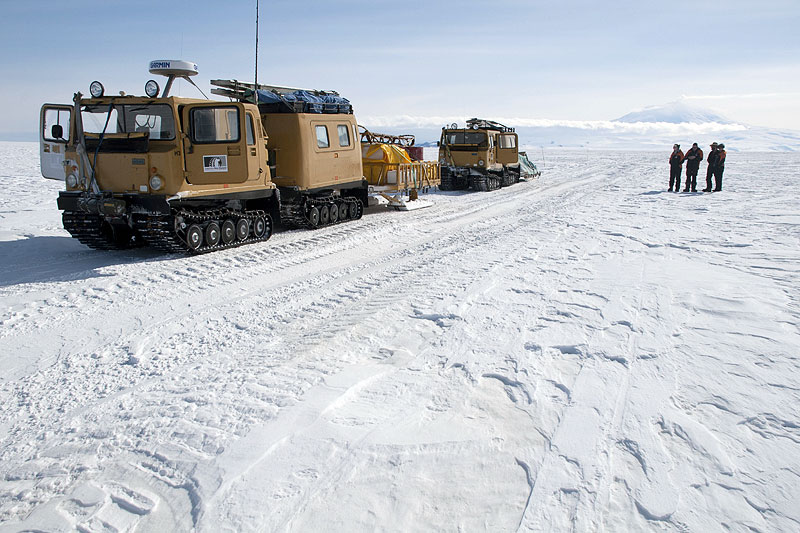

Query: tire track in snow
[0,165,607,528]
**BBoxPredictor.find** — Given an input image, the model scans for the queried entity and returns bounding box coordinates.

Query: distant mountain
[615,100,733,124]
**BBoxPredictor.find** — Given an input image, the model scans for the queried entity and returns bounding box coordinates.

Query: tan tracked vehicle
[438,118,521,191]
[39,61,368,253]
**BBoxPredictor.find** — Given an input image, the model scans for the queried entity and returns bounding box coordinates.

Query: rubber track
[280,195,363,230]
[472,174,501,192]
[135,208,272,254]
[62,212,137,250]
[440,172,455,191]
[62,209,271,254]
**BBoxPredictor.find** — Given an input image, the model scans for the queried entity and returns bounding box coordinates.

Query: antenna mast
[254,0,259,104]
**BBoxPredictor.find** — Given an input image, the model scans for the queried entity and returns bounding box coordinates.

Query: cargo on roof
[210,79,352,114]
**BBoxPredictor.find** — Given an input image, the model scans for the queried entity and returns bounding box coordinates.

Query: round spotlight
[89,81,105,98]
[149,175,164,191]
[145,79,160,98]
[66,174,79,188]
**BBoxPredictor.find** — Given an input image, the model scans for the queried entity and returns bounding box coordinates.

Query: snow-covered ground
[1,142,799,532]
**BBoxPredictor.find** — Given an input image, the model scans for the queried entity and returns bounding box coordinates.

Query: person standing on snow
[703,142,718,192]
[683,142,703,192]
[669,144,684,192]
[713,143,726,191]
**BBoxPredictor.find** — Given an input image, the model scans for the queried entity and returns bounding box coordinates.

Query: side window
[337,124,350,147]
[191,106,240,143]
[43,108,71,142]
[499,134,517,149]
[315,125,330,148]
[246,114,255,145]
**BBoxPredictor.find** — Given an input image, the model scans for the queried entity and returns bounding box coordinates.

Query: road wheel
[253,215,271,239]
[308,206,320,227]
[205,222,221,247]
[221,219,236,244]
[186,224,203,251]
[235,218,249,241]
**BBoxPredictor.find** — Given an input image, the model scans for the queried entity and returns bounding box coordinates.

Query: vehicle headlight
[66,174,79,188]
[145,79,160,98]
[89,81,105,98]
[478,159,485,166]
[149,175,164,191]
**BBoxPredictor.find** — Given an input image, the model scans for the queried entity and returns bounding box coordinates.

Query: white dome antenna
[148,60,200,97]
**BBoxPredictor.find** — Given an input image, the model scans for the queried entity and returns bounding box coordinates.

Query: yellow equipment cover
[362,143,439,192]
[362,143,412,165]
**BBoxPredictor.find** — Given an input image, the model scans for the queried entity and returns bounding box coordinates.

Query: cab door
[244,110,268,184]
[496,133,519,165]
[40,104,72,180]
[181,102,249,185]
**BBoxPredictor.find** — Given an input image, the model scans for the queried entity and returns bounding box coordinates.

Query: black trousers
[669,165,682,191]
[685,164,699,191]
[713,166,724,191]
[705,165,714,191]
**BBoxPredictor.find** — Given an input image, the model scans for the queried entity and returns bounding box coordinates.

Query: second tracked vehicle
[438,118,521,192]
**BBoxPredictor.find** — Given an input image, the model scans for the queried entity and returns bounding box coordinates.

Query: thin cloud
[682,92,800,100]
[360,115,748,134]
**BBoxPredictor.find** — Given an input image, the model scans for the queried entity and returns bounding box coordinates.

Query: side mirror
[51,124,64,139]
[436,141,440,147]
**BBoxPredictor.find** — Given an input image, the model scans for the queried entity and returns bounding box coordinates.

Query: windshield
[81,104,176,140]
[442,131,487,147]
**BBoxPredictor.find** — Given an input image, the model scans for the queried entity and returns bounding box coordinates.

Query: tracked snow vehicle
[438,118,521,192]
[39,61,367,253]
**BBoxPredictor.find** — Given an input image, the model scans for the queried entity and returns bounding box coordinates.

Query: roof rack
[359,126,415,147]
[465,118,515,133]
[210,79,341,99]
[210,79,352,114]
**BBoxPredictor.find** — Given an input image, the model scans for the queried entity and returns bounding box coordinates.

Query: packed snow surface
[1,142,799,532]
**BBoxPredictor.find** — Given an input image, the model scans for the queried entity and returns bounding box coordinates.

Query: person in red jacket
[713,143,727,191]
[668,144,684,192]
[683,142,704,192]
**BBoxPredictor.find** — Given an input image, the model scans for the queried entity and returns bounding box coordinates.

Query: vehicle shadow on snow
[1,205,409,288]
[0,235,169,288]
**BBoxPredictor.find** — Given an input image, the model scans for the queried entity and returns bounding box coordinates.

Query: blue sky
[1,0,798,140]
